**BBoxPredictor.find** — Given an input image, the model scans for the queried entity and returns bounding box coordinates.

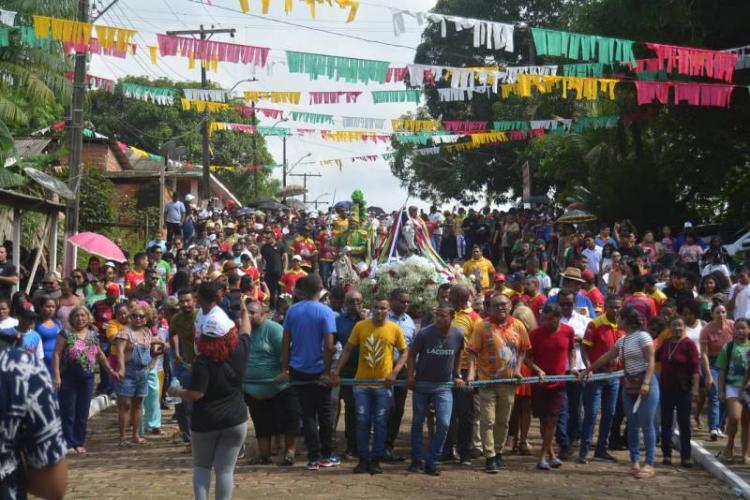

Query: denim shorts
[117,368,148,398]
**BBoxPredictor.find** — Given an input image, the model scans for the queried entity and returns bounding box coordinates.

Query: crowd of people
[1,192,749,499]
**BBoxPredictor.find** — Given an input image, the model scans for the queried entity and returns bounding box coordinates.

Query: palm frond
[0,96,29,125]
[0,62,55,106]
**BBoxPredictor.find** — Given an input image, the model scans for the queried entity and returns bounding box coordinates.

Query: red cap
[494,273,506,282]
[106,283,121,297]
[581,270,596,283]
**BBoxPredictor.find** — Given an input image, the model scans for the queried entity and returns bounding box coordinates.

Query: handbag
[623,373,645,397]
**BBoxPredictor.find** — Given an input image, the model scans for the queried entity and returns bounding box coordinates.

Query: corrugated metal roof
[13,138,52,157]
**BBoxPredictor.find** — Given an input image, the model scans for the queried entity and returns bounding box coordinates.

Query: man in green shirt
[244,301,300,466]
[169,288,197,444]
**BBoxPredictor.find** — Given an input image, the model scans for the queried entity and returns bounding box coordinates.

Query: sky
[90,0,442,211]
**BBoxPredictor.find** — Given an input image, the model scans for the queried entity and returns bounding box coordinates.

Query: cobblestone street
[65,400,735,499]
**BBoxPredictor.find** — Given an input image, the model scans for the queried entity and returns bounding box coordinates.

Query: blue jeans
[319,261,333,288]
[411,388,452,465]
[354,387,392,461]
[622,382,660,465]
[580,378,620,457]
[707,365,725,432]
[556,381,583,451]
[59,367,94,448]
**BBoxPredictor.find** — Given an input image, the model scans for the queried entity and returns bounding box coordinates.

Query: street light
[287,152,312,178]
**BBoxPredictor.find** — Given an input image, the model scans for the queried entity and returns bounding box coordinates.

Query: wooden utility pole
[289,172,322,204]
[165,26,235,202]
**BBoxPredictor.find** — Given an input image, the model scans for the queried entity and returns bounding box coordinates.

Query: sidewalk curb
[89,394,115,419]
[675,431,750,499]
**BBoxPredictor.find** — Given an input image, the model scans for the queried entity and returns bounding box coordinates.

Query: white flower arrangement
[359,256,470,316]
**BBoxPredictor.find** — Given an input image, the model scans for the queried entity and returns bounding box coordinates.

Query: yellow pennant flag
[148,46,158,64]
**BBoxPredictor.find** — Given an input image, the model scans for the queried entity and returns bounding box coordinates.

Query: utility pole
[63,0,90,276]
[282,135,287,188]
[289,172,322,204]
[165,26,235,204]
[251,101,258,197]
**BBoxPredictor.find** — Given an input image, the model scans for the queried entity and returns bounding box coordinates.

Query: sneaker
[494,454,507,470]
[577,456,589,464]
[320,455,340,467]
[353,459,369,474]
[537,459,551,471]
[436,452,456,464]
[593,451,618,463]
[281,453,295,466]
[368,460,383,474]
[710,430,720,441]
[469,448,483,459]
[549,457,562,468]
[382,448,404,463]
[485,457,499,474]
[459,456,472,466]
[237,444,246,460]
[307,461,320,471]
[557,449,570,461]
[408,460,424,473]
[424,462,440,476]
[716,429,727,438]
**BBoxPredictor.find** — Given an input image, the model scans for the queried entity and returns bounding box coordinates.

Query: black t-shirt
[413,325,464,383]
[260,243,286,276]
[190,335,250,432]
[0,262,16,300]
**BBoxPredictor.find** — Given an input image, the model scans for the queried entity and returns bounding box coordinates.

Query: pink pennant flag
[634,81,671,105]
[443,121,488,133]
[386,67,408,83]
[646,43,738,82]
[309,91,362,105]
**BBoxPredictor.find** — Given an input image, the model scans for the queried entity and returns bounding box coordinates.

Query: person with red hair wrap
[168,281,250,500]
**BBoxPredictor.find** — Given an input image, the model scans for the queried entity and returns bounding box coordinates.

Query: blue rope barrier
[246,370,624,389]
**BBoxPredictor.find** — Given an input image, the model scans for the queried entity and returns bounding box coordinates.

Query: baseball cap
[684,221,693,228]
[106,283,121,297]
[581,270,596,283]
[494,272,506,282]
[292,255,302,261]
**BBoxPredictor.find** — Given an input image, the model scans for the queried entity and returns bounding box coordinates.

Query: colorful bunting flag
[121,83,176,105]
[286,50,389,84]
[371,90,422,104]
[243,91,301,104]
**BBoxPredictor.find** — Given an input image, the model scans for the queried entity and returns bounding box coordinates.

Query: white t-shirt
[429,212,444,235]
[561,310,590,370]
[684,320,705,346]
[702,263,730,278]
[731,284,750,320]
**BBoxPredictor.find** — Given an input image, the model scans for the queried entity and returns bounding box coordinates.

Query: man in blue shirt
[280,274,339,471]
[384,288,416,462]
[334,290,366,459]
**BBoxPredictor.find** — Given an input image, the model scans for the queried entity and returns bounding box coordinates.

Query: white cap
[185,194,195,202]
[684,221,693,228]
[292,254,302,261]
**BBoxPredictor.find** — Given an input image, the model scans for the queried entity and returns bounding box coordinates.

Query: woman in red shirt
[526,303,576,471]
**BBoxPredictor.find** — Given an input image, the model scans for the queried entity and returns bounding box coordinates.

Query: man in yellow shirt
[463,245,495,290]
[334,295,407,475]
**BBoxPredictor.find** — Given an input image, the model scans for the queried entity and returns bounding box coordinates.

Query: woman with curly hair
[52,306,119,453]
[169,281,250,500]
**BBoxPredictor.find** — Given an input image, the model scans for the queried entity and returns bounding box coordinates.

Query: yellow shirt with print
[348,319,407,384]
[462,257,495,289]
[452,307,482,370]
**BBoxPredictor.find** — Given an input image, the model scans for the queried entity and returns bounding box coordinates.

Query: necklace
[667,337,685,360]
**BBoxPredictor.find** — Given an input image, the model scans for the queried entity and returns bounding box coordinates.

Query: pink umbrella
[68,232,127,262]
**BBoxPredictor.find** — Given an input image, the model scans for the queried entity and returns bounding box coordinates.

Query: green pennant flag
[286,51,389,84]
[290,111,335,125]
[371,90,422,104]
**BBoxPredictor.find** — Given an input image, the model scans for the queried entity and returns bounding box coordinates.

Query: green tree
[390,0,750,228]
[86,76,277,205]
[0,0,73,132]
[78,167,116,230]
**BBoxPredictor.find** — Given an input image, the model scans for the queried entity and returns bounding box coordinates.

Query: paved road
[65,399,734,499]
